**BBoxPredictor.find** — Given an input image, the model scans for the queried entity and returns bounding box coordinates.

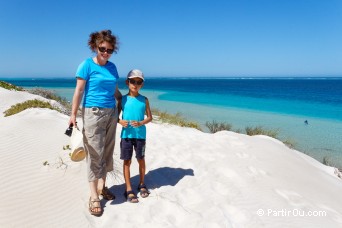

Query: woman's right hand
[69,115,77,127]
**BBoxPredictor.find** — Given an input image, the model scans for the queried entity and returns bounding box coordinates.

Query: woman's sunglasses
[98,47,114,54]
[129,79,143,85]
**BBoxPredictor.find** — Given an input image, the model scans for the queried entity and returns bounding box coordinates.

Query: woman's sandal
[99,186,115,200]
[137,184,150,198]
[89,197,102,216]
[124,190,139,203]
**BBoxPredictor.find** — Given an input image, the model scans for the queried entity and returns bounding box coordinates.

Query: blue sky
[0,0,341,78]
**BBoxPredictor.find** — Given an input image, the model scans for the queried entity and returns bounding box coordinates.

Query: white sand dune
[1,87,342,228]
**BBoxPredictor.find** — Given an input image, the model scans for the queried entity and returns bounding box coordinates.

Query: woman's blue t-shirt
[76,58,119,108]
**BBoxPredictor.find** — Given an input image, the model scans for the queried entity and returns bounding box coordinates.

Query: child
[118,69,152,203]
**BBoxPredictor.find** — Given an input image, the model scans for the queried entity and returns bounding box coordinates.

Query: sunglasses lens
[98,47,114,54]
[98,47,105,52]
[129,80,143,85]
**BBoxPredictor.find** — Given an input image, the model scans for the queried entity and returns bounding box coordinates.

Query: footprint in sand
[275,189,306,207]
[247,166,267,177]
[236,152,249,159]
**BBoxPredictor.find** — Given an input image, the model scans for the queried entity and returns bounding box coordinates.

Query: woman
[69,29,121,216]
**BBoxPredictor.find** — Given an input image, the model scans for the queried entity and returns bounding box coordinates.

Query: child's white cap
[127,69,144,81]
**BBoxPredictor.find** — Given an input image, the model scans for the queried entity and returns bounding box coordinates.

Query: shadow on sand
[108,167,194,205]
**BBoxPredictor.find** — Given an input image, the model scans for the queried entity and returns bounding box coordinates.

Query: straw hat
[70,127,86,162]
[71,147,86,162]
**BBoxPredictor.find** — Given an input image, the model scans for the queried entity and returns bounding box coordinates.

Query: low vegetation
[3,99,58,117]
[1,82,72,116]
[322,156,331,166]
[0,81,24,91]
[151,108,202,131]
[205,120,232,133]
[205,120,297,150]
[322,156,342,170]
[245,126,279,138]
[29,88,72,115]
[282,139,296,149]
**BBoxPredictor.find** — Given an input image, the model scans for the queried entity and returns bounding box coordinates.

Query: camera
[64,124,73,137]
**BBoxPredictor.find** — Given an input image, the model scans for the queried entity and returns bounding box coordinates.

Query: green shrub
[0,81,24,91]
[3,99,58,117]
[245,126,278,138]
[151,108,202,131]
[28,88,72,115]
[205,120,232,133]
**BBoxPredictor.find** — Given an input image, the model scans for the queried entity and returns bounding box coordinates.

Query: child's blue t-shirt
[121,94,147,139]
[76,58,119,108]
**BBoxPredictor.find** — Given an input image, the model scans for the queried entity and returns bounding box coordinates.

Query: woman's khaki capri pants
[82,107,118,182]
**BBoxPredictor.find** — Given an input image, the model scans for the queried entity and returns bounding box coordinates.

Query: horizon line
[1,75,342,80]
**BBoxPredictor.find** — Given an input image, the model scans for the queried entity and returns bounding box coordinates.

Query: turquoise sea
[2,77,342,167]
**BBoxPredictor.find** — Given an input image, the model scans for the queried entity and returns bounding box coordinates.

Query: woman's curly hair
[88,29,119,53]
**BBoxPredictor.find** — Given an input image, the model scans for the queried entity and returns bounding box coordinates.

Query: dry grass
[245,126,279,138]
[151,108,202,131]
[205,120,232,133]
[282,139,297,149]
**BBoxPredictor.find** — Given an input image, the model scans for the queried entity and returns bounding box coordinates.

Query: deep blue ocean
[2,77,342,167]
